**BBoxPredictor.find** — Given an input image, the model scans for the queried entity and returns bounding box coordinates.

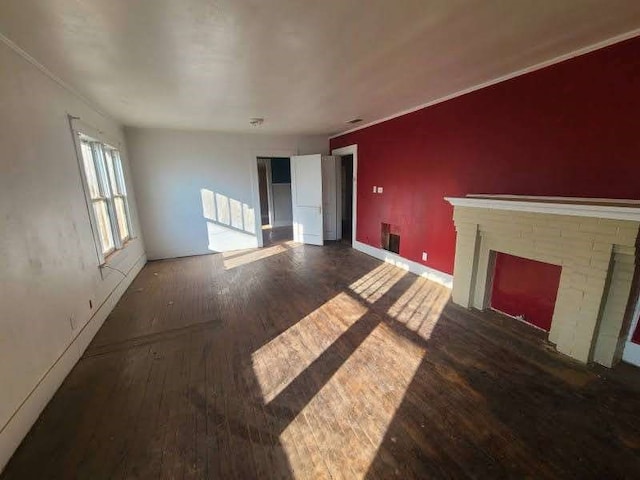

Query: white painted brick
[578,222,612,234]
[558,287,584,304]
[451,205,639,367]
[559,237,595,252]
[454,221,479,232]
[589,256,612,271]
[610,280,634,295]
[612,247,636,259]
[569,263,608,277]
[579,292,605,309]
[593,231,634,245]
[614,222,639,235]
[592,241,613,253]
[614,230,639,246]
[532,241,567,257]
[531,225,562,237]
[605,279,631,295]
[550,214,585,225]
[559,230,596,243]
[566,271,588,285]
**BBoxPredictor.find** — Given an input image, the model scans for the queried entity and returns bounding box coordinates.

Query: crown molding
[330,28,640,139]
[0,31,111,120]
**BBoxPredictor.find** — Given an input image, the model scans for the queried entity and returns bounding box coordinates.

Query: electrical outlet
[377,186,383,193]
[372,185,377,193]
[422,252,428,261]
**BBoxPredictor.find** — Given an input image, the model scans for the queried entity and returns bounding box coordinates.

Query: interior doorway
[257,159,270,226]
[340,154,354,243]
[332,145,358,247]
[256,157,293,247]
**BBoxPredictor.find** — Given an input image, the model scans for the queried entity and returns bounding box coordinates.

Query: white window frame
[70,118,134,266]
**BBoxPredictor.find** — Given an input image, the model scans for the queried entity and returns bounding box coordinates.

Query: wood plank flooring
[262,226,293,247]
[3,241,640,479]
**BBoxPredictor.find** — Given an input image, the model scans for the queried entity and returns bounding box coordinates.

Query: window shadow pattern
[3,244,640,479]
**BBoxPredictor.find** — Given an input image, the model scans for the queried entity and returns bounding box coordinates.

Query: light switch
[422,252,428,261]
[372,185,377,193]
[377,186,383,193]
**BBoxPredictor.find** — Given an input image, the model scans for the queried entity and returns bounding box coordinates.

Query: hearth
[445,195,640,367]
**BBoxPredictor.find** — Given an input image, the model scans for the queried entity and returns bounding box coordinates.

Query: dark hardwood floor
[262,226,293,247]
[3,242,640,479]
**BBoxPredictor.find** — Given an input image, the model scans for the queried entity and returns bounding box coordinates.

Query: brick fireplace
[445,195,640,367]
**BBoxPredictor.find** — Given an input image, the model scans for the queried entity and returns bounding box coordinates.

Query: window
[77,133,132,261]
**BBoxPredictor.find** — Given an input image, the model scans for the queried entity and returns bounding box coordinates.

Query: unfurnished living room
[2,1,640,479]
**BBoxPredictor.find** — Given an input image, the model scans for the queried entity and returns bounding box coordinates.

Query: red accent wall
[491,253,562,331]
[330,37,640,276]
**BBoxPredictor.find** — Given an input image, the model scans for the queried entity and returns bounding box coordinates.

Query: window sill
[99,237,138,280]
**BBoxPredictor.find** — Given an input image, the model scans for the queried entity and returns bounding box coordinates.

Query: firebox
[490,252,562,331]
[445,194,640,367]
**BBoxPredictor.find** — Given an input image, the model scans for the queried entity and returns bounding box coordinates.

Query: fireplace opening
[381,223,400,254]
[490,252,562,332]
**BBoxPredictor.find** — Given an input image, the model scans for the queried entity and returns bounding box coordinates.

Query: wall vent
[381,223,400,254]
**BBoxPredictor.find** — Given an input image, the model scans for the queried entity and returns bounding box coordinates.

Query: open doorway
[256,157,293,247]
[332,145,358,247]
[340,154,354,243]
[257,159,270,226]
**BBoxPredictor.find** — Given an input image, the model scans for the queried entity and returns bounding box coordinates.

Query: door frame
[256,157,275,227]
[251,148,297,248]
[331,144,358,245]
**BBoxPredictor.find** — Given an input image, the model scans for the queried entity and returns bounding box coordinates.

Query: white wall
[0,39,146,471]
[272,183,293,227]
[126,127,328,259]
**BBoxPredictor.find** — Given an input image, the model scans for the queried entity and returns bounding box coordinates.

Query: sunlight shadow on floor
[222,241,298,270]
[349,263,407,304]
[247,260,456,478]
[278,320,426,478]
[251,291,368,403]
[387,277,451,340]
[250,263,454,478]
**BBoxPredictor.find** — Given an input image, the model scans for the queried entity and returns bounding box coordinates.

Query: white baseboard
[353,240,453,288]
[0,254,147,473]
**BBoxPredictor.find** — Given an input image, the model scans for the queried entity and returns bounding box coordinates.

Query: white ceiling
[1,0,639,135]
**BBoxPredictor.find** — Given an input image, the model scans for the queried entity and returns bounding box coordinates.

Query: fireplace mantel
[445,195,640,222]
[445,194,640,367]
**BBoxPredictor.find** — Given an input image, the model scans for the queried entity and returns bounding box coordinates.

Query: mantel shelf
[444,195,640,222]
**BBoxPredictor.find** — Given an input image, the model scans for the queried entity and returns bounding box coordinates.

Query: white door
[291,154,324,245]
